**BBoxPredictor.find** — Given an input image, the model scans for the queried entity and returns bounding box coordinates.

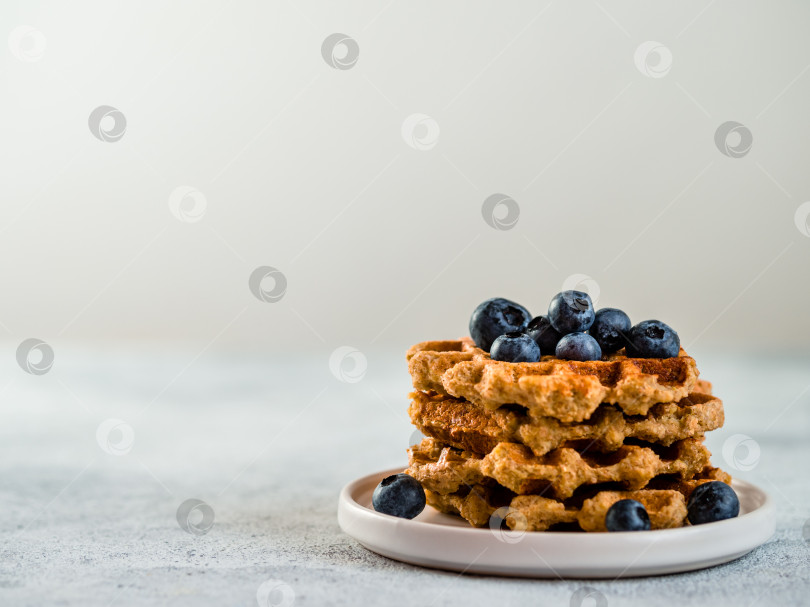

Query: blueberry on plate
[590,308,631,354]
[625,320,680,358]
[687,481,740,525]
[547,290,595,334]
[372,473,426,519]
[605,499,651,532]
[469,297,532,352]
[555,332,602,361]
[526,316,562,354]
[490,332,542,363]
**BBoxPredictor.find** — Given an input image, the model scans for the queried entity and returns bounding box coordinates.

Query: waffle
[408,390,724,457]
[407,338,700,422]
[407,437,713,500]
[426,465,731,532]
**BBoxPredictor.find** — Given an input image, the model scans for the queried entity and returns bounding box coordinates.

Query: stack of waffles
[404,338,730,532]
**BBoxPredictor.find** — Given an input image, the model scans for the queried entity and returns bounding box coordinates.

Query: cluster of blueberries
[469,292,681,362]
[371,473,740,530]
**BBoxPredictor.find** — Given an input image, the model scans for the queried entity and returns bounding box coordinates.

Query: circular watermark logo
[488,506,529,544]
[8,25,47,62]
[793,201,810,237]
[722,433,760,472]
[176,498,215,536]
[482,194,520,231]
[169,186,207,223]
[570,587,608,607]
[88,105,127,143]
[562,274,600,308]
[249,266,287,303]
[634,41,672,78]
[96,419,135,456]
[321,33,359,70]
[402,113,440,151]
[715,121,752,158]
[16,338,54,375]
[256,579,295,607]
[329,346,367,383]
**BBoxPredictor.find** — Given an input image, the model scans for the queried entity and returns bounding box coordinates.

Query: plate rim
[340,467,774,538]
[337,467,776,577]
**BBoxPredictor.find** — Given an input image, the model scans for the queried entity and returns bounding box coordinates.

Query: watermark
[329,346,367,383]
[321,33,359,70]
[488,506,529,544]
[721,433,760,472]
[176,498,215,536]
[249,266,287,303]
[793,201,810,237]
[803,518,810,544]
[96,419,135,456]
[402,113,440,151]
[8,25,46,62]
[482,194,520,231]
[715,121,752,158]
[88,105,127,143]
[16,338,54,375]
[169,186,207,223]
[570,587,608,607]
[256,579,295,607]
[634,41,672,78]
[562,274,600,308]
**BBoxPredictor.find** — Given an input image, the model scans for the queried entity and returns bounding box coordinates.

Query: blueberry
[547,291,595,334]
[372,473,426,519]
[526,316,562,354]
[490,332,542,363]
[555,332,602,361]
[687,481,740,525]
[605,499,651,532]
[625,320,680,358]
[469,298,532,352]
[590,308,632,354]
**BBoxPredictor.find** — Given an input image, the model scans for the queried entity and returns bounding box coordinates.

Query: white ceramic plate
[338,468,775,578]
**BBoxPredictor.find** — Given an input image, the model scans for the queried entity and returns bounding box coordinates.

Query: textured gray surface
[0,345,808,606]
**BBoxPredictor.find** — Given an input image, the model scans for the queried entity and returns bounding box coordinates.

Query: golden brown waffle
[695,378,712,394]
[407,338,700,422]
[408,390,724,457]
[425,465,731,532]
[407,437,713,500]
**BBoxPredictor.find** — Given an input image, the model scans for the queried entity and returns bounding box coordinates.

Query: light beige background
[2,0,809,354]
